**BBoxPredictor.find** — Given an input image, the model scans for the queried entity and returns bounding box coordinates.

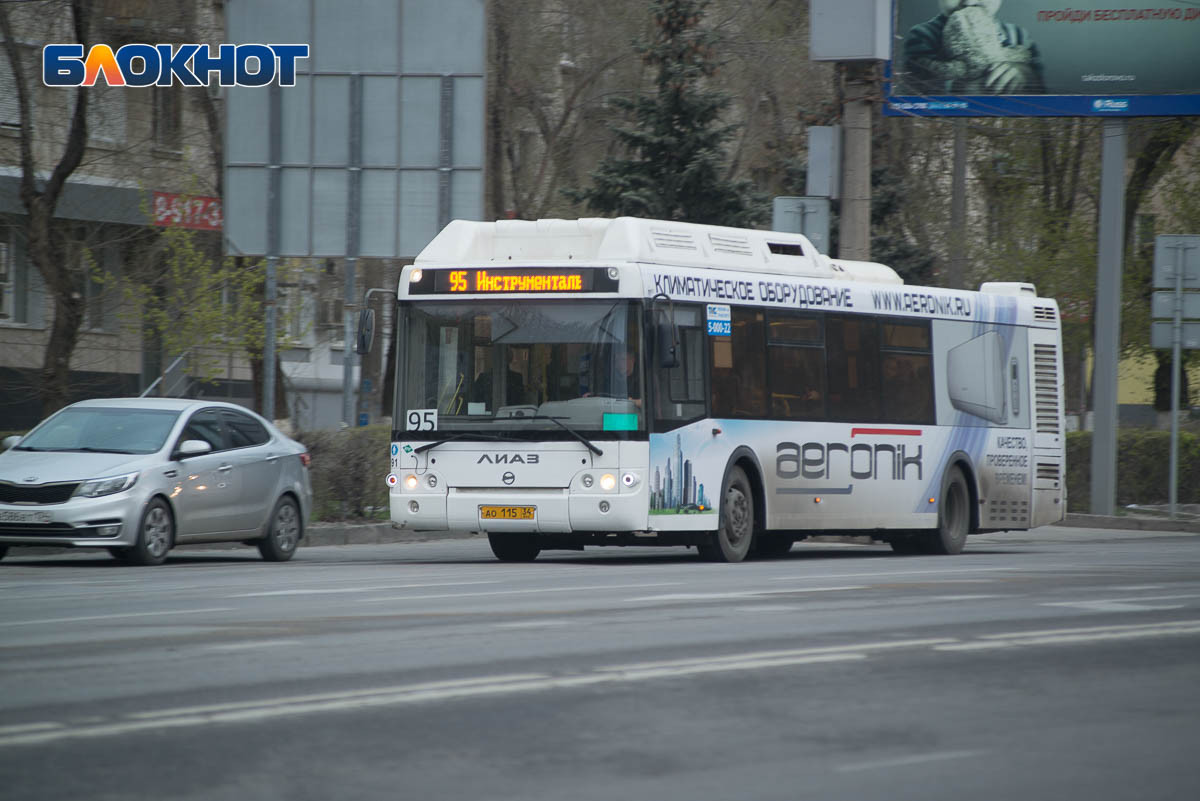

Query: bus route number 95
[406,409,437,431]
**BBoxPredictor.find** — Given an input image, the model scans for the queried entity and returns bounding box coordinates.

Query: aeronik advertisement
[886,0,1200,116]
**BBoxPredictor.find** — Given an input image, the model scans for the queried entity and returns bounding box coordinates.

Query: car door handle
[266,454,279,463]
[163,469,178,478]
[218,464,234,473]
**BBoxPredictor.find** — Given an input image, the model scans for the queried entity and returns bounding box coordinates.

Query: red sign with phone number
[152,191,223,231]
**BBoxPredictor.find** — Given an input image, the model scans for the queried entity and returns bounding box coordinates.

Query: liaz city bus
[361,216,1065,562]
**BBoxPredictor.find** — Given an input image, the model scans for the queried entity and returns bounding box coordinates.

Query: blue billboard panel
[886,0,1200,117]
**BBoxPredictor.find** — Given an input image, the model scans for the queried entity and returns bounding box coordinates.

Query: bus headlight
[404,474,419,490]
[582,474,594,488]
[600,473,616,491]
[621,472,639,488]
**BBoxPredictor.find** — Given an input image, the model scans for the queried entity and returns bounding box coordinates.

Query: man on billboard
[902,0,1045,95]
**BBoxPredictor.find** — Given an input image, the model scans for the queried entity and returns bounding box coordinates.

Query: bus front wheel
[698,466,755,563]
[487,532,541,562]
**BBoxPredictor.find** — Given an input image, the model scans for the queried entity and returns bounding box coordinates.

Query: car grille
[0,481,80,504]
[0,522,79,537]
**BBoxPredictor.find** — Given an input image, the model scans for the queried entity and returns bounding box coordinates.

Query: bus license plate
[479,505,535,520]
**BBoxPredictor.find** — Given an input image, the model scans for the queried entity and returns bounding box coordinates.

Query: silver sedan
[0,398,313,565]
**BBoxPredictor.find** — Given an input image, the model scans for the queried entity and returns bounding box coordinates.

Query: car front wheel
[258,496,301,562]
[127,498,174,566]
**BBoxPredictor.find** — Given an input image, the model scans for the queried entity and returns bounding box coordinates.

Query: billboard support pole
[948,119,967,289]
[344,74,363,427]
[263,84,282,422]
[1090,119,1126,516]
[840,63,872,260]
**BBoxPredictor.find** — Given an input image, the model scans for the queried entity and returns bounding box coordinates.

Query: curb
[1056,513,1200,534]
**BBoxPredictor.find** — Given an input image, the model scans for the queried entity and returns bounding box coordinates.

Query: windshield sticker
[706,304,731,336]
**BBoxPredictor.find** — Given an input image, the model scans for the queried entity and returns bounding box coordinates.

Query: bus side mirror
[657,321,679,369]
[355,308,376,356]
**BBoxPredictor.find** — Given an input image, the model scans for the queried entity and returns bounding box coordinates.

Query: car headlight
[73,472,139,499]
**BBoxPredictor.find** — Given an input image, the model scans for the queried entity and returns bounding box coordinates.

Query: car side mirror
[2,435,20,450]
[355,308,376,356]
[177,439,213,459]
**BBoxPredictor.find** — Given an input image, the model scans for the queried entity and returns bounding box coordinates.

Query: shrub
[1065,429,1200,511]
[303,424,392,521]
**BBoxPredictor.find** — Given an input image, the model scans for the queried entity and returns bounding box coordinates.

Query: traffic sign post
[1151,235,1200,519]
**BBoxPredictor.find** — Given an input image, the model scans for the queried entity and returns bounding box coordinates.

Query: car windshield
[17,407,182,454]
[400,299,643,435]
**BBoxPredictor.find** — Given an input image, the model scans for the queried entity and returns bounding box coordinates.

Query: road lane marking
[767,568,1014,581]
[836,750,985,773]
[230,581,500,597]
[1040,595,1200,613]
[625,586,866,602]
[358,582,682,602]
[935,620,1200,651]
[0,608,235,627]
[493,621,571,629]
[202,639,303,652]
[601,639,959,673]
[0,722,64,736]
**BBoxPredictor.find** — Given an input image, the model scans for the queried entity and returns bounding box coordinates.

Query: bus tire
[924,465,970,555]
[698,466,755,563]
[488,532,541,562]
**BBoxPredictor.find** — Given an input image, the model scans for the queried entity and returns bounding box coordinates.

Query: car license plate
[479,505,535,520]
[0,509,53,524]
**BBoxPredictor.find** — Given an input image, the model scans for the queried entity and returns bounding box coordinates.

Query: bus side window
[653,306,705,428]
[712,308,765,418]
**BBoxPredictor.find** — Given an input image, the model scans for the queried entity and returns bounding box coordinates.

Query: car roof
[66,398,262,415]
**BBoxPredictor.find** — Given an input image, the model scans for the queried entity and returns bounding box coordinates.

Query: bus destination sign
[409,267,619,295]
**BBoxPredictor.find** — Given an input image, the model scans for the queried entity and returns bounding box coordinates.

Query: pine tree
[573,0,767,227]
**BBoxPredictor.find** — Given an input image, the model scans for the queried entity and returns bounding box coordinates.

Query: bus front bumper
[391,485,649,533]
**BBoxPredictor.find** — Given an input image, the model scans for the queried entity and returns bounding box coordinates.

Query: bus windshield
[400,299,644,435]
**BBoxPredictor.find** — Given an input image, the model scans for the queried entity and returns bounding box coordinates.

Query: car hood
[0,450,154,484]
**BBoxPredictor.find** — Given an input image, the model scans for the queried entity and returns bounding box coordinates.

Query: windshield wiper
[412,432,517,455]
[518,416,603,456]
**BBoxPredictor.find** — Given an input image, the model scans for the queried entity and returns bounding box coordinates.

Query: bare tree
[0,0,92,416]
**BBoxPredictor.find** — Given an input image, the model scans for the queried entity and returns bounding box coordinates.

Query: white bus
[369,217,1065,562]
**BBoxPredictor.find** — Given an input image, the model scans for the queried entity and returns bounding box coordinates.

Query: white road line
[929,594,1005,601]
[935,620,1200,651]
[1041,601,1185,613]
[0,722,64,736]
[493,621,571,629]
[836,750,985,773]
[230,581,500,597]
[602,638,959,673]
[357,582,682,602]
[626,586,866,602]
[767,567,1014,581]
[0,608,235,627]
[202,639,303,652]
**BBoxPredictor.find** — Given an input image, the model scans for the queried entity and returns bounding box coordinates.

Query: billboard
[885,0,1200,116]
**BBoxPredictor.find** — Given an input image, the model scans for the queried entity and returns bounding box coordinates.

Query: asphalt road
[2,527,1199,801]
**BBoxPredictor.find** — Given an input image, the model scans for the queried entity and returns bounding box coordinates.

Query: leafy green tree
[571,0,766,227]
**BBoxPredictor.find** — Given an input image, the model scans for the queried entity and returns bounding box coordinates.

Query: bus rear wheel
[487,532,541,562]
[698,466,755,563]
[923,465,970,555]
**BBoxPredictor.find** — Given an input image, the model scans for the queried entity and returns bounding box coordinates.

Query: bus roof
[416,217,904,285]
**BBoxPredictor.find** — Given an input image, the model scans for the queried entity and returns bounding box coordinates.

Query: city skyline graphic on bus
[649,433,713,515]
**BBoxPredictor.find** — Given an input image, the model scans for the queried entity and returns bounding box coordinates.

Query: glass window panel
[769,346,825,420]
[881,353,934,424]
[882,320,931,350]
[711,308,765,417]
[826,316,880,422]
[767,312,822,344]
